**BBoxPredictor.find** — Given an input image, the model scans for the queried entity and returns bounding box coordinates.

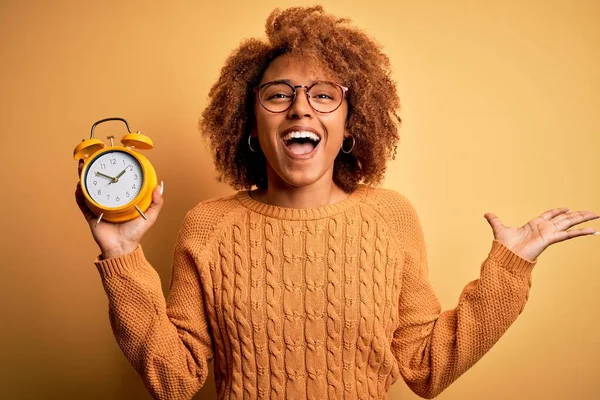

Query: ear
[250,126,258,138]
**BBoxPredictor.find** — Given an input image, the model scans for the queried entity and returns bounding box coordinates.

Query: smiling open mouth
[282,131,321,155]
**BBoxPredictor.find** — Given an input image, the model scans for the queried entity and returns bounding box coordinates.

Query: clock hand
[114,166,129,181]
[95,171,115,181]
[108,166,130,185]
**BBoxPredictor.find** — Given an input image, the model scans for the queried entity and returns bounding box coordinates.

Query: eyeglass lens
[258,82,343,113]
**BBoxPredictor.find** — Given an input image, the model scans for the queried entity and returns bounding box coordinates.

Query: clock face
[85,150,144,208]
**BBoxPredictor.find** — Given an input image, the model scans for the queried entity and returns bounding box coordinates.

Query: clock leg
[95,213,104,228]
[135,205,148,220]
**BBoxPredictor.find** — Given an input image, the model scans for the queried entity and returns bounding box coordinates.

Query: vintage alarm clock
[73,117,158,226]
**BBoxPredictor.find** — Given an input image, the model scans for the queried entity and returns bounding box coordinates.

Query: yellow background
[1,0,599,399]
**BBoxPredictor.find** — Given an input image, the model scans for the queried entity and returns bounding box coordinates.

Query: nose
[287,86,313,119]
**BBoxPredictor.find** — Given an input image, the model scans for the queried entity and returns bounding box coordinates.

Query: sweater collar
[236,184,370,220]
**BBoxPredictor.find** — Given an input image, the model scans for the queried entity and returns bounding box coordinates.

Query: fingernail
[159,181,164,195]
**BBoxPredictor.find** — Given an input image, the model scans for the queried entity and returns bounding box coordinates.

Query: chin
[275,166,329,189]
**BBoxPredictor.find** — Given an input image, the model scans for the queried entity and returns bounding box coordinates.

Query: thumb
[144,181,164,223]
[484,212,504,236]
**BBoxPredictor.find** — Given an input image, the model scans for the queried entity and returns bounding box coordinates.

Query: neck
[253,168,348,209]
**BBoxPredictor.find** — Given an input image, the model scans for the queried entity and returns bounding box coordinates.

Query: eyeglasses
[254,80,349,114]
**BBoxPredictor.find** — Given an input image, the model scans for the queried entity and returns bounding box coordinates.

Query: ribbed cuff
[489,240,536,276]
[94,245,148,278]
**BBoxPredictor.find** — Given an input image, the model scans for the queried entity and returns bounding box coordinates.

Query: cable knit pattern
[218,233,242,398]
[249,213,270,397]
[94,185,536,399]
[357,212,375,396]
[305,220,327,399]
[370,219,387,398]
[342,207,360,398]
[232,217,256,396]
[326,215,343,399]
[282,220,305,395]
[264,219,285,399]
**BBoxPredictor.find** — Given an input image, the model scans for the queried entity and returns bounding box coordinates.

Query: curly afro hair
[199,6,401,193]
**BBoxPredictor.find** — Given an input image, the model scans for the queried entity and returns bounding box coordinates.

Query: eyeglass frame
[253,80,349,114]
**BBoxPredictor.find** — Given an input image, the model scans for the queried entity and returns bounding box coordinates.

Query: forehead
[260,54,334,84]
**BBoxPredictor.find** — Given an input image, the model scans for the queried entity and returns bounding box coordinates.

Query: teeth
[282,131,321,142]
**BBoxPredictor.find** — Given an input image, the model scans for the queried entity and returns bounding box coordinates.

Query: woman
[75,6,598,400]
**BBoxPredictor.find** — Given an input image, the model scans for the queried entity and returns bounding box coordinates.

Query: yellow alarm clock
[73,117,158,226]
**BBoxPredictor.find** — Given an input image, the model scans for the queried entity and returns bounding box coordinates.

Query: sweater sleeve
[389,200,535,399]
[94,214,214,400]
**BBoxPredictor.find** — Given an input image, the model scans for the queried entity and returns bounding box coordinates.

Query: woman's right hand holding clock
[75,159,165,260]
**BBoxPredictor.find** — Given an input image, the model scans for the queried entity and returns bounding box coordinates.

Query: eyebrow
[265,79,321,86]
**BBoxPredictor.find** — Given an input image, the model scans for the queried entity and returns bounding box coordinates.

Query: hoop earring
[341,136,355,154]
[248,135,258,153]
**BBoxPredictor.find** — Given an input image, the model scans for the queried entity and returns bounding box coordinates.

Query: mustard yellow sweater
[95,185,535,400]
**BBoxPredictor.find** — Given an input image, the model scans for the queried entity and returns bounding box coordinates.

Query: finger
[551,210,599,231]
[483,212,505,232]
[78,159,84,177]
[144,182,164,224]
[549,227,598,244]
[539,207,570,220]
[74,183,96,223]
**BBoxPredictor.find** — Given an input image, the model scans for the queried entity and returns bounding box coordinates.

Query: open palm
[484,208,598,262]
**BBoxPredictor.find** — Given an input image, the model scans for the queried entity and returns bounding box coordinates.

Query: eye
[267,92,293,100]
[261,82,294,102]
[308,82,340,102]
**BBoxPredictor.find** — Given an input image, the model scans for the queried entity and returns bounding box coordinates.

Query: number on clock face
[85,151,144,207]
